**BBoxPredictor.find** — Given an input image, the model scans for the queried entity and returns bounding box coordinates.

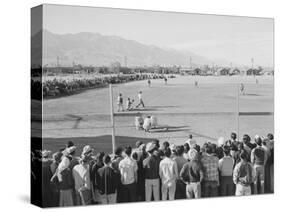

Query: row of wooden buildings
[179,67,274,76]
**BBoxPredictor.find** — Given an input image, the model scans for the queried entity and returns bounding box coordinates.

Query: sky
[43,4,274,67]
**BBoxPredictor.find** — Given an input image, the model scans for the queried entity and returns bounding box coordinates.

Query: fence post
[109,84,116,154]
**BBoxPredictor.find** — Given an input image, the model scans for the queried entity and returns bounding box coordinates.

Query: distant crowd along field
[37,74,176,98]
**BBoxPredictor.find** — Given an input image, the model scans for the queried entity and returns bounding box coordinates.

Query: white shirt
[138,93,142,100]
[119,156,138,185]
[143,118,151,130]
[159,157,178,186]
[72,163,91,191]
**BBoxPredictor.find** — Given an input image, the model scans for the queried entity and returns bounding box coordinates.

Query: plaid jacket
[201,154,219,183]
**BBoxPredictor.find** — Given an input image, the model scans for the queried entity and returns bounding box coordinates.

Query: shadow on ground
[149,125,190,133]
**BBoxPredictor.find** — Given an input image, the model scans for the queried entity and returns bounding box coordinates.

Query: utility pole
[109,84,116,153]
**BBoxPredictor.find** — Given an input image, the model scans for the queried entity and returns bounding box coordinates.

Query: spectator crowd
[32,132,274,207]
[40,74,167,98]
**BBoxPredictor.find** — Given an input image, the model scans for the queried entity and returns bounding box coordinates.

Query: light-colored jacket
[159,157,178,186]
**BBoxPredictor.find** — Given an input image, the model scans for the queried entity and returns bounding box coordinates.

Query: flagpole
[109,84,116,154]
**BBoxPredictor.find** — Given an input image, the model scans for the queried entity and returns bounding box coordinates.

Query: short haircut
[164,148,171,157]
[176,145,184,156]
[255,137,262,146]
[210,143,217,154]
[97,152,105,162]
[231,132,237,140]
[205,144,212,154]
[240,150,249,161]
[103,154,111,164]
[163,141,170,149]
[67,141,74,148]
[201,143,208,153]
[188,134,193,139]
[267,133,274,140]
[153,139,160,149]
[124,146,132,156]
[132,152,138,160]
[183,143,190,152]
[223,145,230,155]
[115,147,123,156]
[194,144,200,153]
[243,134,251,143]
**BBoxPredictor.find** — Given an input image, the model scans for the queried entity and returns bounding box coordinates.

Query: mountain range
[32,30,216,67]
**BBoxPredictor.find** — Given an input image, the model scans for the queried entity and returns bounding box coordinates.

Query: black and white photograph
[30,3,274,208]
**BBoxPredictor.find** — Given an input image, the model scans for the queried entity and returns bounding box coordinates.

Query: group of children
[117,91,145,112]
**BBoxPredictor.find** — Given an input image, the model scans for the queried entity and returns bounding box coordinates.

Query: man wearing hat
[61,146,79,171]
[72,154,92,205]
[82,145,94,157]
[54,156,74,207]
[143,142,161,201]
[59,145,79,206]
[119,146,138,202]
[180,149,204,199]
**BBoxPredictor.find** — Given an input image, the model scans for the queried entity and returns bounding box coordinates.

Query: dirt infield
[40,75,274,151]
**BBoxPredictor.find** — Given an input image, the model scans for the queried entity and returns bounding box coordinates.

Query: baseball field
[40,75,274,155]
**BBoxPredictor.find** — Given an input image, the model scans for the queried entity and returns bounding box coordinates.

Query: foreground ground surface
[38,75,274,154]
